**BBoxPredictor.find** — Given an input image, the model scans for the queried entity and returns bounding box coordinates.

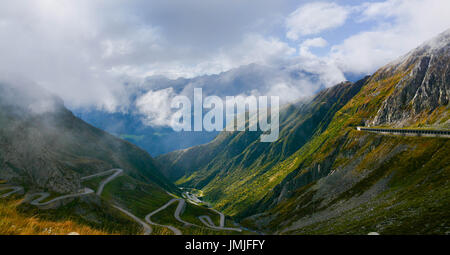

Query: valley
[158,29,450,234]
[0,28,449,236]
[0,81,251,235]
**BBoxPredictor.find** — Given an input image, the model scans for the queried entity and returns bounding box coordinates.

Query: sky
[1,0,450,126]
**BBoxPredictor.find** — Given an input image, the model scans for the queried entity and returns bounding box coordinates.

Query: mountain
[0,81,180,233]
[159,29,450,234]
[0,81,252,235]
[370,30,449,128]
[158,78,368,198]
[0,82,176,194]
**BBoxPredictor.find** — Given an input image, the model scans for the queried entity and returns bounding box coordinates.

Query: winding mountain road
[0,169,153,235]
[145,199,183,235]
[0,186,24,198]
[28,188,94,206]
[210,208,225,228]
[198,215,242,232]
[1,170,243,235]
[25,169,123,207]
[182,191,242,232]
[173,198,195,226]
[81,169,123,195]
[113,205,152,235]
[83,169,154,235]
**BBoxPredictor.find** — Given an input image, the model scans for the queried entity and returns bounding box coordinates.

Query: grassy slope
[0,199,107,235]
[0,195,142,235]
[160,80,367,216]
[150,201,254,235]
[0,82,183,234]
[1,172,241,235]
[102,175,172,218]
[284,138,450,234]
[240,63,450,234]
[208,81,366,214]
[100,175,246,235]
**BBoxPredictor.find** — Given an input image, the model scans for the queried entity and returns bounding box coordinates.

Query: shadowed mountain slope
[0,81,177,195]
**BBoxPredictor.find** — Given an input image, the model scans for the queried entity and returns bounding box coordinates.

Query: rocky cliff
[371,29,450,128]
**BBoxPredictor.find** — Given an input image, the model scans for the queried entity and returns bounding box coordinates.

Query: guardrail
[356,127,450,137]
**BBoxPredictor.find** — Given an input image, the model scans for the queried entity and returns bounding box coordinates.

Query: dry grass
[0,199,109,235]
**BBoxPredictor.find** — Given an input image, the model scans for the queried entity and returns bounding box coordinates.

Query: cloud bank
[0,0,449,127]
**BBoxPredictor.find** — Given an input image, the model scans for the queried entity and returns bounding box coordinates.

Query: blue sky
[1,0,450,123]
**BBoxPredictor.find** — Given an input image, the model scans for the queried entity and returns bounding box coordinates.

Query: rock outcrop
[371,29,450,127]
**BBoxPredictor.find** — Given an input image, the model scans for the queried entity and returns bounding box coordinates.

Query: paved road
[184,192,202,205]
[146,193,244,235]
[198,215,215,226]
[173,198,196,226]
[1,170,243,235]
[0,169,152,235]
[26,169,123,207]
[28,188,94,206]
[84,169,153,235]
[86,169,152,235]
[0,186,24,198]
[198,215,242,232]
[210,208,225,227]
[357,127,450,137]
[145,199,183,235]
[81,169,123,195]
[113,205,152,235]
[182,191,242,232]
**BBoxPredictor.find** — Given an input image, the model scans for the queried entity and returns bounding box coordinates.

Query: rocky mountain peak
[370,29,450,128]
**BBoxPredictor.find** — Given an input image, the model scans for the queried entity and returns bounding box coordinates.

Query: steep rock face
[371,29,450,127]
[0,82,176,194]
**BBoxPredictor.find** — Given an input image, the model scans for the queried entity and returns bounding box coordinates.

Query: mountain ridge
[159,29,450,234]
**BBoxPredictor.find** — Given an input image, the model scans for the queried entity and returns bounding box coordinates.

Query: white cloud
[330,0,450,74]
[135,87,177,126]
[2,0,448,126]
[299,37,328,57]
[131,53,346,127]
[301,37,328,48]
[0,0,130,111]
[111,34,296,80]
[286,2,349,40]
[0,0,293,111]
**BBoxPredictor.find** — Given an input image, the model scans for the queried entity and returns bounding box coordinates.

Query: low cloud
[132,56,346,127]
[135,87,176,127]
[0,0,296,111]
